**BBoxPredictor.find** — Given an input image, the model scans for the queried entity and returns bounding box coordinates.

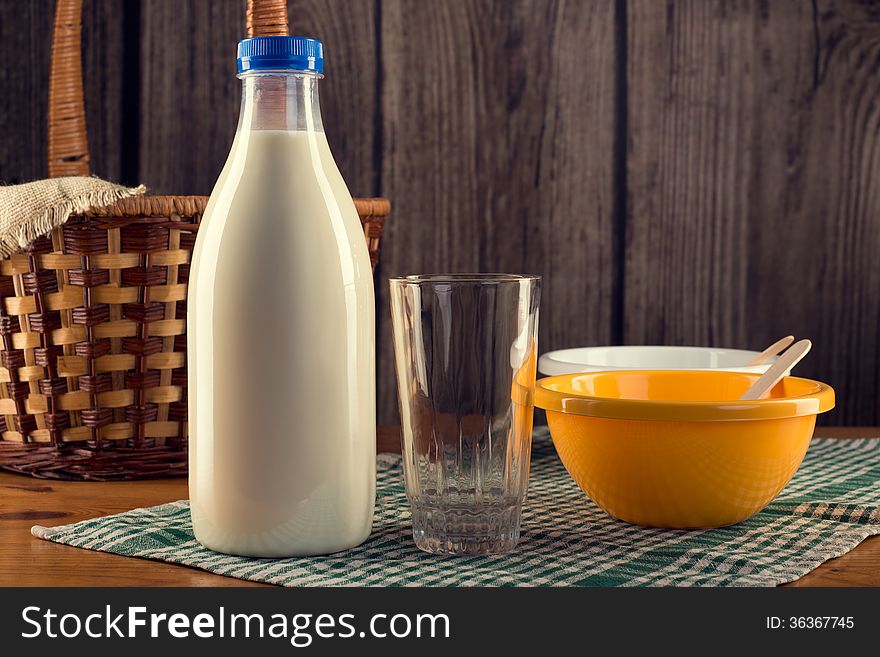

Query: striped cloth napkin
[33,429,880,586]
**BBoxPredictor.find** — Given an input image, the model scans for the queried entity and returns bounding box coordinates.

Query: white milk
[188,127,376,557]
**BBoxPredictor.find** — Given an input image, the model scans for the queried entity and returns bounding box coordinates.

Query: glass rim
[389,273,541,286]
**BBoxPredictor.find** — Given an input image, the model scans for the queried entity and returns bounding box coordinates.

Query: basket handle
[47,0,291,179]
[47,0,88,178]
[246,0,290,37]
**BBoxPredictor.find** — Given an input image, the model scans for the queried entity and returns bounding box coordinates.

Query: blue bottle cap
[237,36,324,74]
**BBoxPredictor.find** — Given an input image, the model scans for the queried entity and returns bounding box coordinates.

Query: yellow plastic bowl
[536,370,835,529]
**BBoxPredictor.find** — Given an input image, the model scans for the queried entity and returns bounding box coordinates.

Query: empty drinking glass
[389,274,541,555]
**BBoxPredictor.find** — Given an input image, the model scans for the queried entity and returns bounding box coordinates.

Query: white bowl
[538,346,778,376]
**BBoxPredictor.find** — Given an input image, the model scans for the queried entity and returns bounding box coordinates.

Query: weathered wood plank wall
[378,0,617,422]
[0,0,123,183]
[625,0,880,425]
[1,0,878,425]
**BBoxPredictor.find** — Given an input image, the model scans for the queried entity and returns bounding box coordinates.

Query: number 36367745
[766,616,854,629]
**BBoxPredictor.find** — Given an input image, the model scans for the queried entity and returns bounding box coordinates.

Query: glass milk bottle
[188,36,375,556]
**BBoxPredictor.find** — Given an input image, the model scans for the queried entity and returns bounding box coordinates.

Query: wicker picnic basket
[0,0,389,480]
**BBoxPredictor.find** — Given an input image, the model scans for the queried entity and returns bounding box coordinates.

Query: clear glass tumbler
[389,274,541,555]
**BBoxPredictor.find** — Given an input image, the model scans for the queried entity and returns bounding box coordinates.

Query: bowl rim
[535,370,835,421]
[538,345,774,374]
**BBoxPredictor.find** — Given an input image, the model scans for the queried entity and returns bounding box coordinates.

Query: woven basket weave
[0,0,389,480]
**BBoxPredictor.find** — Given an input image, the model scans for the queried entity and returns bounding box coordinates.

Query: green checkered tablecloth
[32,429,880,586]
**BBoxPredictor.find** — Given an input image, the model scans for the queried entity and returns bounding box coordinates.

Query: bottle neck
[236,72,324,133]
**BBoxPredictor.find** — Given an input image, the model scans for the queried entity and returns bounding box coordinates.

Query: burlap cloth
[0,177,145,258]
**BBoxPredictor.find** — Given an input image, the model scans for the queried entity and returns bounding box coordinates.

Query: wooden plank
[625,0,777,349]
[0,470,267,587]
[137,0,378,197]
[527,0,618,368]
[378,0,617,422]
[770,0,880,426]
[0,426,398,587]
[0,1,123,184]
[138,0,244,195]
[0,2,50,183]
[81,0,125,181]
[624,0,880,425]
[288,0,380,198]
[784,535,880,587]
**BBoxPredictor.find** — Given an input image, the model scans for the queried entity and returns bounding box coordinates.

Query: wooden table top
[1,426,877,587]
